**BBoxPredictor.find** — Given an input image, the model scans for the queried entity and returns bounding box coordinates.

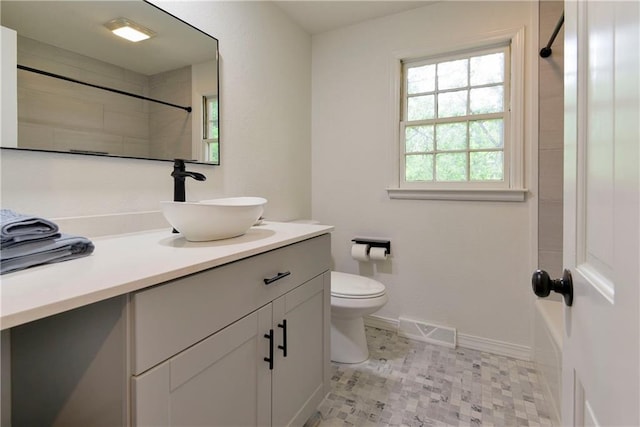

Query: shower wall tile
[538,95,564,133]
[148,66,192,160]
[539,0,564,266]
[124,138,151,158]
[539,66,564,99]
[18,36,126,82]
[77,79,147,113]
[539,129,563,150]
[539,149,564,201]
[17,123,54,151]
[54,129,123,155]
[538,200,563,252]
[17,63,81,98]
[104,110,150,139]
[538,250,564,280]
[18,88,104,130]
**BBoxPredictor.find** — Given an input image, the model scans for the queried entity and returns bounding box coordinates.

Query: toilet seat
[331,271,386,299]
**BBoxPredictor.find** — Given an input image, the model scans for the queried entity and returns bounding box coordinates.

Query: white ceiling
[2,1,436,75]
[1,1,217,76]
[273,1,435,35]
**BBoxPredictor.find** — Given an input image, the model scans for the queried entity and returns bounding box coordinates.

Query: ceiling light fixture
[104,18,156,42]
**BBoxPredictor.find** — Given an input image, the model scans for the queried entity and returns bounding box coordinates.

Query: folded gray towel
[1,233,94,275]
[1,209,59,248]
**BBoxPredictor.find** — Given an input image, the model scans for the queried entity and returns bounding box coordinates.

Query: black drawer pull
[263,271,291,285]
[278,319,288,357]
[264,329,274,370]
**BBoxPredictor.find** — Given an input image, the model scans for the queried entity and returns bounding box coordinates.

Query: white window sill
[386,187,528,202]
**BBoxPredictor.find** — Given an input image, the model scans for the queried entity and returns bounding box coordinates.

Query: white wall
[0,1,312,225]
[311,1,538,351]
[1,0,540,352]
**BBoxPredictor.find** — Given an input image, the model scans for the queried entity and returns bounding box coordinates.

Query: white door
[561,1,639,426]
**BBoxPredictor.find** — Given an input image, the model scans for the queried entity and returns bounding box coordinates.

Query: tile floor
[314,326,553,426]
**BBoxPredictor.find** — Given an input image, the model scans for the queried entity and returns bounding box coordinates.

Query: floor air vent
[398,317,457,349]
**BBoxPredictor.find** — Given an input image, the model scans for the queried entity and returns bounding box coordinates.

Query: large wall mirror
[1,0,219,164]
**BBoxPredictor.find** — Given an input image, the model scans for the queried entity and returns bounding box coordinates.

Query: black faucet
[171,159,207,233]
[172,159,207,202]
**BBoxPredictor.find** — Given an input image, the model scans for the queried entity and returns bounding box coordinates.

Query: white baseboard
[457,333,532,361]
[364,314,397,332]
[364,314,532,361]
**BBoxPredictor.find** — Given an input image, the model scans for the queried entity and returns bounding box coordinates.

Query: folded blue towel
[1,233,94,275]
[1,209,59,248]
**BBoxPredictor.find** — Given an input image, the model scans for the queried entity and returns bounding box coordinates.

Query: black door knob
[531,269,573,306]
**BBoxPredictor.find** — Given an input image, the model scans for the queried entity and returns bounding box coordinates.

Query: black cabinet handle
[531,269,574,306]
[264,329,274,370]
[263,271,291,285]
[277,319,288,357]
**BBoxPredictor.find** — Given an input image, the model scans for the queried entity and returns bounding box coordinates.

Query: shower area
[535,0,564,424]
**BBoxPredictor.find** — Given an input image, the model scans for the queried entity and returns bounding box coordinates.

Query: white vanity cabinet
[131,235,331,426]
[6,229,332,427]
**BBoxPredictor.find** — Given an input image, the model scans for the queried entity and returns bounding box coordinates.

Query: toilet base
[330,316,369,363]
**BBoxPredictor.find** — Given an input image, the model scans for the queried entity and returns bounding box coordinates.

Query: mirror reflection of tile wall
[17,36,193,159]
[148,66,192,160]
[538,0,564,287]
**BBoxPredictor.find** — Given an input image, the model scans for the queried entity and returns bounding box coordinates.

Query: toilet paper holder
[351,238,391,255]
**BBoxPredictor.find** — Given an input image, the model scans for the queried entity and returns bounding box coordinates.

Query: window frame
[202,94,219,164]
[387,28,527,202]
[401,44,510,187]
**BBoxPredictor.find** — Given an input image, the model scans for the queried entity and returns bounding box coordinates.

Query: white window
[203,95,219,164]
[389,29,526,201]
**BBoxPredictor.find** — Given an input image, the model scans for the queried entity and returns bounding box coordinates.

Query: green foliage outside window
[203,95,219,164]
[402,48,508,183]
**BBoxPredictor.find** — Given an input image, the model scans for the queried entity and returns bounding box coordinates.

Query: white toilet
[330,271,388,364]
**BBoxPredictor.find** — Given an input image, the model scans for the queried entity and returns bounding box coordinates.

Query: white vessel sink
[161,197,267,241]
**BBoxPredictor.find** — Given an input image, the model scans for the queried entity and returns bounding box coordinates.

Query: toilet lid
[331,271,386,298]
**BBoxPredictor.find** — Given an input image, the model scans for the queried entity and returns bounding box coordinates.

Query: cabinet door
[272,273,330,427]
[132,305,272,426]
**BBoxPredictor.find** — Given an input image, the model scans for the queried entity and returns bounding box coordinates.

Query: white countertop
[0,221,333,330]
